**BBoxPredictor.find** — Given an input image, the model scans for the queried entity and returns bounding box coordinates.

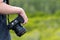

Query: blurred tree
[9,0,60,13]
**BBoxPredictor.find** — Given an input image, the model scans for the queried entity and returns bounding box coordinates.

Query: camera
[7,15,26,37]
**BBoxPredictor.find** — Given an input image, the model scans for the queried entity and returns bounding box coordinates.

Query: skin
[0,0,28,24]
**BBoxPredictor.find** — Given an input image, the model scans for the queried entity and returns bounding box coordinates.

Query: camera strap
[3,0,9,4]
[3,0,10,24]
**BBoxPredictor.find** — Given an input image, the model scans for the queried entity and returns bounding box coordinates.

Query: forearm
[0,2,28,24]
[0,2,22,14]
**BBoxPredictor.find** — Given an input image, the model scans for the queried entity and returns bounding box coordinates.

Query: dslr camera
[7,15,26,37]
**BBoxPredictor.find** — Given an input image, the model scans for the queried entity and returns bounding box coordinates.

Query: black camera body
[7,15,26,37]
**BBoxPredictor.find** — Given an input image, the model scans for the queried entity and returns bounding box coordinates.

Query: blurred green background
[8,0,60,40]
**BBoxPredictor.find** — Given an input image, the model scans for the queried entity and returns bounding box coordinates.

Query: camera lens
[13,24,26,37]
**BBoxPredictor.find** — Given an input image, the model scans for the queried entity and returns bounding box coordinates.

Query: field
[8,12,60,40]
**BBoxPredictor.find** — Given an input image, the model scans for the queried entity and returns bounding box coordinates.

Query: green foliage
[9,11,60,40]
[8,0,60,40]
[26,11,52,18]
[10,29,40,40]
[54,11,60,16]
[10,0,60,13]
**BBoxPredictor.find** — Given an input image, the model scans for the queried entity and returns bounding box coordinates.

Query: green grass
[9,12,60,40]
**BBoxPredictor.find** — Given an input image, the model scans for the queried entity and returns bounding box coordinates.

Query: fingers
[23,17,28,24]
[18,8,28,24]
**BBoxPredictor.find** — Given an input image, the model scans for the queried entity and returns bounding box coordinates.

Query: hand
[23,15,28,24]
[18,8,28,24]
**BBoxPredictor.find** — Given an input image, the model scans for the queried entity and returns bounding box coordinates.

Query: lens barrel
[13,24,26,37]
